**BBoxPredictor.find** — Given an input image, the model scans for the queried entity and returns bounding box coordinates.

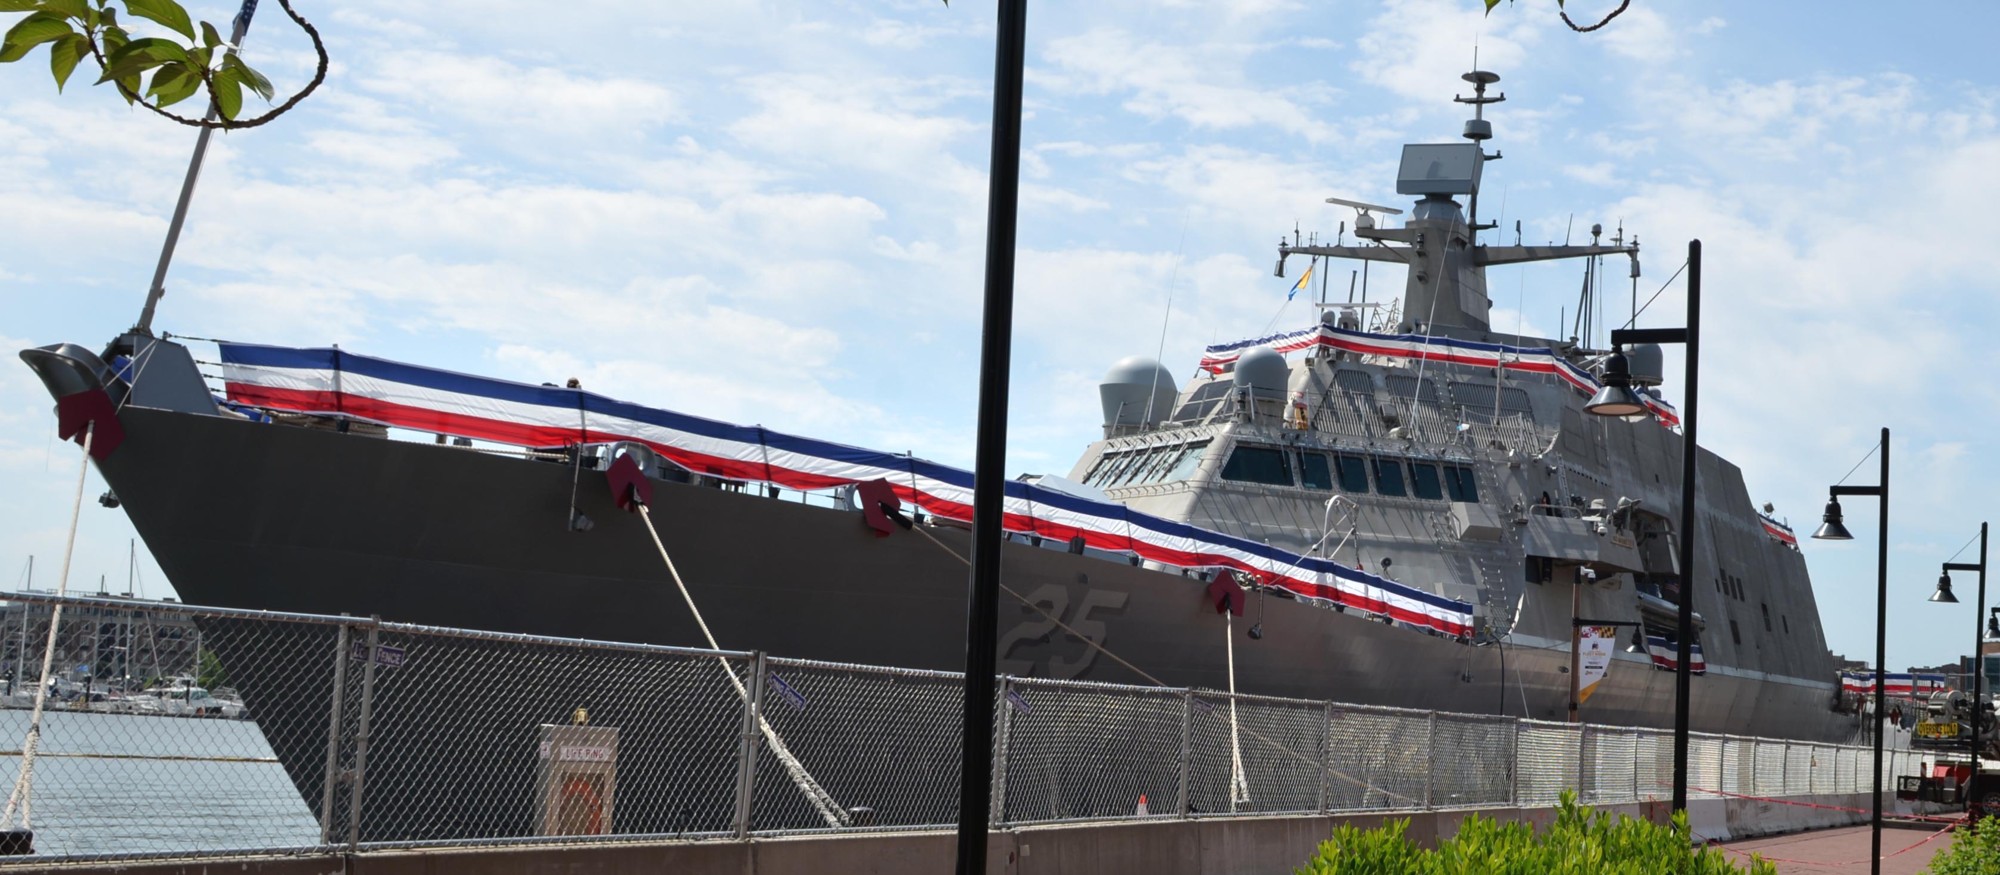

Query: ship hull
[95,405,1852,838]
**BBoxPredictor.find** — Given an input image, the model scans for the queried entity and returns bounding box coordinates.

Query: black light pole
[955,2,1027,874]
[1812,426,1890,875]
[1933,521,1987,817]
[1585,238,1699,814]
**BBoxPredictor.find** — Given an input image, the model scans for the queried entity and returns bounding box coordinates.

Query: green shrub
[1925,815,2000,874]
[1296,791,1775,875]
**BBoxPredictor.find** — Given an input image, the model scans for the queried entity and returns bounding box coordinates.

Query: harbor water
[0,709,316,857]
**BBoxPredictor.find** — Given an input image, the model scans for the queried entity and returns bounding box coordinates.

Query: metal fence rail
[0,592,1903,862]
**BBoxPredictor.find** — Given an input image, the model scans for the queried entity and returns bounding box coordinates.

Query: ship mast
[1274,71,1639,338]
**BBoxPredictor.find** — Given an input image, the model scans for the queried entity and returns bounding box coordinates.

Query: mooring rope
[1225,611,1250,810]
[631,503,850,828]
[1,424,94,831]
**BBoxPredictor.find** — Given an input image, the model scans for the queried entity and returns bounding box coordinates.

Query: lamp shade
[1812,497,1854,541]
[1584,383,1648,418]
[1584,347,1649,418]
[1930,572,1959,604]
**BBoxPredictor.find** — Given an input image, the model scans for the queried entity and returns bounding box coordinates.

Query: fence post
[1632,730,1641,803]
[1176,690,1193,818]
[1318,701,1333,814]
[345,621,381,848]
[317,622,352,845]
[1424,711,1437,809]
[1576,723,1590,803]
[731,651,766,838]
[1510,717,1521,807]
[989,676,1012,828]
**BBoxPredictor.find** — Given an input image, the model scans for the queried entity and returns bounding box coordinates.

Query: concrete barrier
[0,796,1946,875]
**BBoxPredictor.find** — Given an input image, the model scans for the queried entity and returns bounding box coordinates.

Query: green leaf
[222,50,270,100]
[209,63,242,119]
[105,34,186,66]
[1484,0,1503,12]
[48,31,85,89]
[39,0,90,19]
[123,0,194,41]
[0,12,76,63]
[0,0,47,12]
[144,58,187,95]
[150,60,198,107]
[198,19,218,49]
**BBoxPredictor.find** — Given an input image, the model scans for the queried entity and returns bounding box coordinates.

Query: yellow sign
[1915,720,1961,740]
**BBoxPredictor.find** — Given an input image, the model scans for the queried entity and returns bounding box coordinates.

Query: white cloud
[1042,28,1341,143]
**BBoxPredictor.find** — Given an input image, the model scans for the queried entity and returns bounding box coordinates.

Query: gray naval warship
[18,71,1849,838]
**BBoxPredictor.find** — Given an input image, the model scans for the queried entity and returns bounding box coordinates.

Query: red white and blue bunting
[1758,513,1799,549]
[1839,671,1948,696]
[217,342,1479,637]
[1199,324,1681,428]
[1643,635,1706,674]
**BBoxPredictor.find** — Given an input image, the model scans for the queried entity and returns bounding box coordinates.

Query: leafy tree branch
[1485,0,1632,33]
[0,0,326,129]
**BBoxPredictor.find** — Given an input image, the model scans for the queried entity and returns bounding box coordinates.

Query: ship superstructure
[1073,70,1834,706]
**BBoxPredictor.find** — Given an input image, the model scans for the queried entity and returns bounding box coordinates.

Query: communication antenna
[1324,196,1403,231]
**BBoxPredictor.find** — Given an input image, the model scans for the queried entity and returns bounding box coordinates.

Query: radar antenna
[1454,71,1505,236]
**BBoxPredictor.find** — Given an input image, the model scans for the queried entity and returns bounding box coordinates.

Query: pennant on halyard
[1288,259,1315,301]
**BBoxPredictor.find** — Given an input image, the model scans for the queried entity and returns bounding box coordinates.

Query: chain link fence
[0,592,1912,862]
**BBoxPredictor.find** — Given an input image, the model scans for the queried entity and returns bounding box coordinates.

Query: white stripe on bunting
[218,342,1478,636]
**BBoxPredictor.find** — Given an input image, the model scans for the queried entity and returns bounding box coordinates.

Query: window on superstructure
[1760,602,1771,632]
[1099,451,1142,486]
[1373,458,1407,496]
[1300,452,1334,490]
[1782,615,1790,634]
[1335,454,1370,493]
[1162,442,1209,482]
[1409,462,1443,500]
[1444,465,1479,503]
[1170,382,1233,422]
[1114,448,1162,486]
[1220,445,1294,486]
[1730,620,1741,646]
[1082,453,1117,486]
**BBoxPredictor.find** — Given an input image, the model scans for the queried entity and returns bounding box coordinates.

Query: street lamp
[1812,426,1889,875]
[1935,522,1987,817]
[1586,238,1700,815]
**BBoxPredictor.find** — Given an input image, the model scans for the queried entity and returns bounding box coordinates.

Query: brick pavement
[1717,823,1961,874]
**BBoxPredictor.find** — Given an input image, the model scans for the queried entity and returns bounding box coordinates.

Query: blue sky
[3,0,1998,672]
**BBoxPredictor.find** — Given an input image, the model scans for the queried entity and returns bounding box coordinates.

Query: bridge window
[1409,462,1443,500]
[1335,454,1370,493]
[1300,452,1334,490]
[1373,458,1406,497]
[1444,465,1479,502]
[1220,445,1294,486]
[1161,442,1209,482]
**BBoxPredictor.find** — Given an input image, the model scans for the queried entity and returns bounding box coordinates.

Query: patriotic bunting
[217,342,1479,638]
[1758,513,1799,549]
[1839,671,1948,696]
[1199,324,1681,428]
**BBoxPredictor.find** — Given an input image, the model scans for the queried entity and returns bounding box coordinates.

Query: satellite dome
[1625,343,1665,387]
[1099,356,1179,431]
[1231,346,1288,394]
